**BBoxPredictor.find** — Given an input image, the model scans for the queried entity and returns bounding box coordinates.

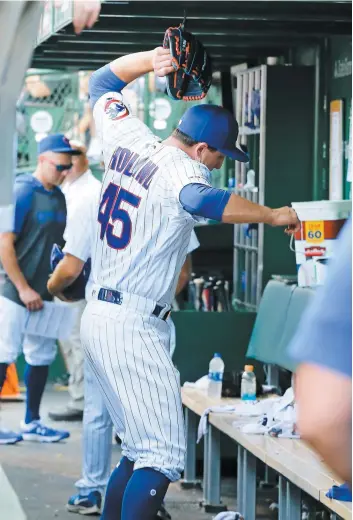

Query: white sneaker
[20,420,70,443]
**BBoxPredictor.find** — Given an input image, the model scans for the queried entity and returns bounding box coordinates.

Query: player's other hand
[73,0,101,35]
[271,207,301,234]
[152,47,175,77]
[19,287,43,312]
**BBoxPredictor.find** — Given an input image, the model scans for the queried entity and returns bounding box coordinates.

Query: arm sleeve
[89,64,127,109]
[179,183,230,222]
[89,64,156,166]
[289,218,352,378]
[63,201,93,262]
[13,182,34,234]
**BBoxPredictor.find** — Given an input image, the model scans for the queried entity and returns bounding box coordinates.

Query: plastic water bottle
[207,353,225,399]
[241,365,257,401]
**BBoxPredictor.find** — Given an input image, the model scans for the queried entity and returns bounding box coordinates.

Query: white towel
[196,397,281,442]
[238,388,299,438]
[213,512,244,520]
[234,398,279,417]
[183,375,209,390]
[240,422,268,435]
[197,406,236,443]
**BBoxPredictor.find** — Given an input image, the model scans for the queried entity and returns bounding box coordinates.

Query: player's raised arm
[111,47,174,85]
[89,48,173,109]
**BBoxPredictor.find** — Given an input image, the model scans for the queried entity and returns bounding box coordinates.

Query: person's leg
[68,359,113,514]
[118,316,183,520]
[21,335,69,442]
[22,335,57,423]
[66,300,86,411]
[0,296,23,390]
[121,468,170,520]
[80,304,135,518]
[100,457,134,519]
[50,299,86,420]
[81,308,185,520]
[0,296,24,443]
[23,363,48,423]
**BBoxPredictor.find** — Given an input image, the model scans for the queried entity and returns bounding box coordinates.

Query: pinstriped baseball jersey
[92,91,210,305]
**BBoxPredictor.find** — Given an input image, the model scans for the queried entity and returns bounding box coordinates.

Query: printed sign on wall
[329,100,344,200]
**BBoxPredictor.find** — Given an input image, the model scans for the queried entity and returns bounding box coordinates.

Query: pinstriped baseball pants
[80,299,186,482]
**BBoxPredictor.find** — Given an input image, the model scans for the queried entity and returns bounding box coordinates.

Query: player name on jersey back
[108,146,158,191]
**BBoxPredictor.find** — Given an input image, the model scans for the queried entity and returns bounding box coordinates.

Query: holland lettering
[109,147,158,190]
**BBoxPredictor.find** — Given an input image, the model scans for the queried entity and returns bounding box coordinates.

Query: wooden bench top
[181,387,352,519]
[319,490,352,519]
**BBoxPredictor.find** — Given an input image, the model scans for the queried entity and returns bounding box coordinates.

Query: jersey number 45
[98,182,141,250]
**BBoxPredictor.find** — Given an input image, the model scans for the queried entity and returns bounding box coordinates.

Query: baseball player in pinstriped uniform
[48,161,199,517]
[51,45,299,520]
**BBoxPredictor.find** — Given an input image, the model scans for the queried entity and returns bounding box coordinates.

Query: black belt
[97,288,170,321]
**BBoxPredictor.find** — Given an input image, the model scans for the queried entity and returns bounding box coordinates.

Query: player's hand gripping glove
[50,244,91,300]
[163,20,212,101]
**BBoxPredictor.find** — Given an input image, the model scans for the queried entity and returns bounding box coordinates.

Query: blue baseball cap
[178,104,249,163]
[38,134,82,156]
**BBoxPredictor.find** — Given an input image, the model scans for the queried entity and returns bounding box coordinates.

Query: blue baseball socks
[101,459,170,520]
[24,364,49,424]
[101,457,134,519]
[121,468,170,520]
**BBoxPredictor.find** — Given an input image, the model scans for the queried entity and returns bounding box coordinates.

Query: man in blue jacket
[0,134,80,444]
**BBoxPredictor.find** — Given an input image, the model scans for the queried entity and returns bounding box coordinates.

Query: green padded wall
[172,310,259,385]
[262,66,315,287]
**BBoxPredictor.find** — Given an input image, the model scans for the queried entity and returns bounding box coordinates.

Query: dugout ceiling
[32,1,352,71]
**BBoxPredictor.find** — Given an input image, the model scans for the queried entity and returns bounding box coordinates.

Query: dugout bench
[181,280,352,519]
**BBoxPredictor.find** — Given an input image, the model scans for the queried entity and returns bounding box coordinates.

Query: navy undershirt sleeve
[179,183,230,222]
[89,64,127,109]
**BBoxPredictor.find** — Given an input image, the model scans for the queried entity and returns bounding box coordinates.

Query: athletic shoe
[67,491,102,515]
[54,372,70,389]
[156,502,172,519]
[49,407,83,422]
[20,420,70,443]
[0,428,23,445]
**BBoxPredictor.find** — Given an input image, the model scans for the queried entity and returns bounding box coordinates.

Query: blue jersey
[0,174,66,306]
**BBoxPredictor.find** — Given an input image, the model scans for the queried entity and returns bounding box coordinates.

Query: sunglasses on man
[42,157,72,172]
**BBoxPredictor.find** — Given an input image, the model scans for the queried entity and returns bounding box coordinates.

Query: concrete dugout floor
[0,388,276,520]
